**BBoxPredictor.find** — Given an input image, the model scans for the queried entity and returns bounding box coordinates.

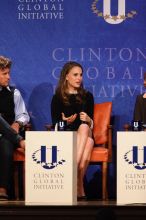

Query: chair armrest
[123,123,131,131]
[24,123,32,131]
[45,124,55,131]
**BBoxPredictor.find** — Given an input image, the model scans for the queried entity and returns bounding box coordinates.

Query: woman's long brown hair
[55,61,87,105]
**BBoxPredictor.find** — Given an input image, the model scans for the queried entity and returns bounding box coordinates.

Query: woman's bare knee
[88,137,94,147]
[77,125,91,140]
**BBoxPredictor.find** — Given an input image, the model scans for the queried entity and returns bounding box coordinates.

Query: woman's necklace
[68,90,78,94]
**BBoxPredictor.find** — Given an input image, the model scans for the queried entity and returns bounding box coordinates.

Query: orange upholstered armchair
[90,102,112,200]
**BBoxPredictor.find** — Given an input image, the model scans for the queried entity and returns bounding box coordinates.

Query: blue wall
[0,0,146,199]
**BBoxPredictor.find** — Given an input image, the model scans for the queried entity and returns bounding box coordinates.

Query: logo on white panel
[124,146,146,170]
[32,146,66,169]
[91,0,137,24]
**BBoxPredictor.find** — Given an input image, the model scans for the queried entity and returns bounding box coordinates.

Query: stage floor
[0,200,146,220]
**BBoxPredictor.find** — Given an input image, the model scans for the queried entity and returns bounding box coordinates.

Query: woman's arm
[79,92,94,127]
[86,92,94,119]
[51,95,62,125]
[133,95,143,121]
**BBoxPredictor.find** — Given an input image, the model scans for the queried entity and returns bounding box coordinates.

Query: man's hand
[11,122,20,133]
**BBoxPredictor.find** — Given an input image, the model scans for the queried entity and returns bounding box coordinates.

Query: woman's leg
[77,124,94,197]
[78,137,94,197]
[77,124,91,165]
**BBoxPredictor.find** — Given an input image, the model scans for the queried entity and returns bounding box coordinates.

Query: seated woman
[133,72,146,127]
[51,61,94,199]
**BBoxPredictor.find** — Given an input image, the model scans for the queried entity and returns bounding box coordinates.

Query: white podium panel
[25,131,77,205]
[117,132,146,204]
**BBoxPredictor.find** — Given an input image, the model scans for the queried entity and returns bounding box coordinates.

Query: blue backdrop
[0,0,146,199]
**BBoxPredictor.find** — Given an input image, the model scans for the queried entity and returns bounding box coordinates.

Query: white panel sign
[25,131,77,205]
[117,132,146,204]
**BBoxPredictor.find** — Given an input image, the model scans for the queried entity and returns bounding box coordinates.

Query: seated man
[0,55,30,200]
[133,72,146,126]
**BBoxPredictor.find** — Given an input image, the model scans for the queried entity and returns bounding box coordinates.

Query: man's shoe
[0,193,8,201]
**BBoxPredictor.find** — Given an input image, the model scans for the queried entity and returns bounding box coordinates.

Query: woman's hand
[62,113,77,124]
[79,112,91,124]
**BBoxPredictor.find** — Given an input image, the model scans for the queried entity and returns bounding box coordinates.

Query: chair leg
[102,162,108,200]
[14,162,19,200]
[14,161,25,200]
[22,162,25,200]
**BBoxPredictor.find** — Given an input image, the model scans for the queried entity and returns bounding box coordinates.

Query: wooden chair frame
[89,102,112,200]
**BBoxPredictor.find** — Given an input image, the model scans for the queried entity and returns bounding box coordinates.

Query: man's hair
[0,56,12,70]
